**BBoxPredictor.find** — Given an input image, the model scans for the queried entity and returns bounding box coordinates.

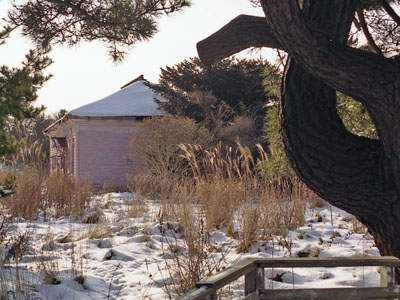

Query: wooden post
[245,269,257,295]
[380,266,395,300]
[257,265,265,290]
[206,291,217,300]
[380,266,395,287]
[245,265,264,300]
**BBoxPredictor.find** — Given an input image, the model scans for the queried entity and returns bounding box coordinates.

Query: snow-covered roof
[68,80,164,117]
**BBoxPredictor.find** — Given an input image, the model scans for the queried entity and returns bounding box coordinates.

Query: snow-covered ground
[0,192,380,299]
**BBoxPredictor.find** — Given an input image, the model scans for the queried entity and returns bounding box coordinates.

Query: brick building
[44,76,163,188]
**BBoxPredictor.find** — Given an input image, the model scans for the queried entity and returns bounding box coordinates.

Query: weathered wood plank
[245,268,257,295]
[258,266,265,290]
[244,266,265,299]
[197,258,256,290]
[177,286,215,300]
[260,286,400,300]
[180,257,400,300]
[257,256,400,268]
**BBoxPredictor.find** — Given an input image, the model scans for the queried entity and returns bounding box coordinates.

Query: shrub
[217,115,262,151]
[128,115,214,178]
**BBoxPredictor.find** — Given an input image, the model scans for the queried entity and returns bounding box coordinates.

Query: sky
[0,0,277,114]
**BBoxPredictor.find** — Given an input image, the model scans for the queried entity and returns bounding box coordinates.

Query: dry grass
[0,264,37,299]
[86,224,110,240]
[0,222,51,298]
[2,167,47,219]
[127,198,148,218]
[39,254,61,285]
[157,200,229,299]
[126,135,324,296]
[237,205,259,253]
[129,140,317,256]
[45,172,93,217]
[1,167,93,219]
[180,142,308,243]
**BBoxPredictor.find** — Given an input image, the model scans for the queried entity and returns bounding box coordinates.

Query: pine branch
[7,0,191,61]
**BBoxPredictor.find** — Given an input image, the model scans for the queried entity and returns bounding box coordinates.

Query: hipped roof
[44,78,164,134]
[68,80,164,117]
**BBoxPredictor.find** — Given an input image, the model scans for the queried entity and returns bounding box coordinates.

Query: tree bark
[260,0,400,257]
[197,1,400,258]
[261,0,400,190]
[196,15,281,65]
[277,0,400,258]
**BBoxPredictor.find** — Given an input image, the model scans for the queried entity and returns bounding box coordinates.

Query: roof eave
[68,114,160,120]
[43,114,69,134]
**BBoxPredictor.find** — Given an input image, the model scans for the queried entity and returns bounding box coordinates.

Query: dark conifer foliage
[148,57,274,122]
[0,49,52,157]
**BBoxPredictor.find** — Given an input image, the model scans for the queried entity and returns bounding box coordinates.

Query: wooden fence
[178,256,400,300]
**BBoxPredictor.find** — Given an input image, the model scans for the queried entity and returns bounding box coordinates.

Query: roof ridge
[120,75,147,89]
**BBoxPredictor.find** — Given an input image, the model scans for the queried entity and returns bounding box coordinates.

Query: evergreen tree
[0,49,52,158]
[148,57,275,126]
[258,104,295,180]
[336,92,377,139]
[257,62,295,180]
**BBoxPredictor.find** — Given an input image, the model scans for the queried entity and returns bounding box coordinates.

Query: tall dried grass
[128,140,319,296]
[156,192,229,299]
[129,140,318,255]
[6,119,49,169]
[1,167,93,219]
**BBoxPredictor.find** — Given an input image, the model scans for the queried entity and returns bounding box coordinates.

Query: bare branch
[380,0,400,26]
[196,15,281,65]
[356,6,384,55]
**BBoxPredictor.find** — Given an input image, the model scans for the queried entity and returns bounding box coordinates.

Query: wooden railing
[178,256,400,300]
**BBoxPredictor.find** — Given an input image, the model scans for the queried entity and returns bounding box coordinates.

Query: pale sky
[0,0,276,114]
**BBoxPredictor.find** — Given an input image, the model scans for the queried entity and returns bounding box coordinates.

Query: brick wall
[76,119,142,188]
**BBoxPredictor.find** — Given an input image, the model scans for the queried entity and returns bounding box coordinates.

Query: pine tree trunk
[282,61,400,257]
[268,0,400,258]
[197,0,400,259]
